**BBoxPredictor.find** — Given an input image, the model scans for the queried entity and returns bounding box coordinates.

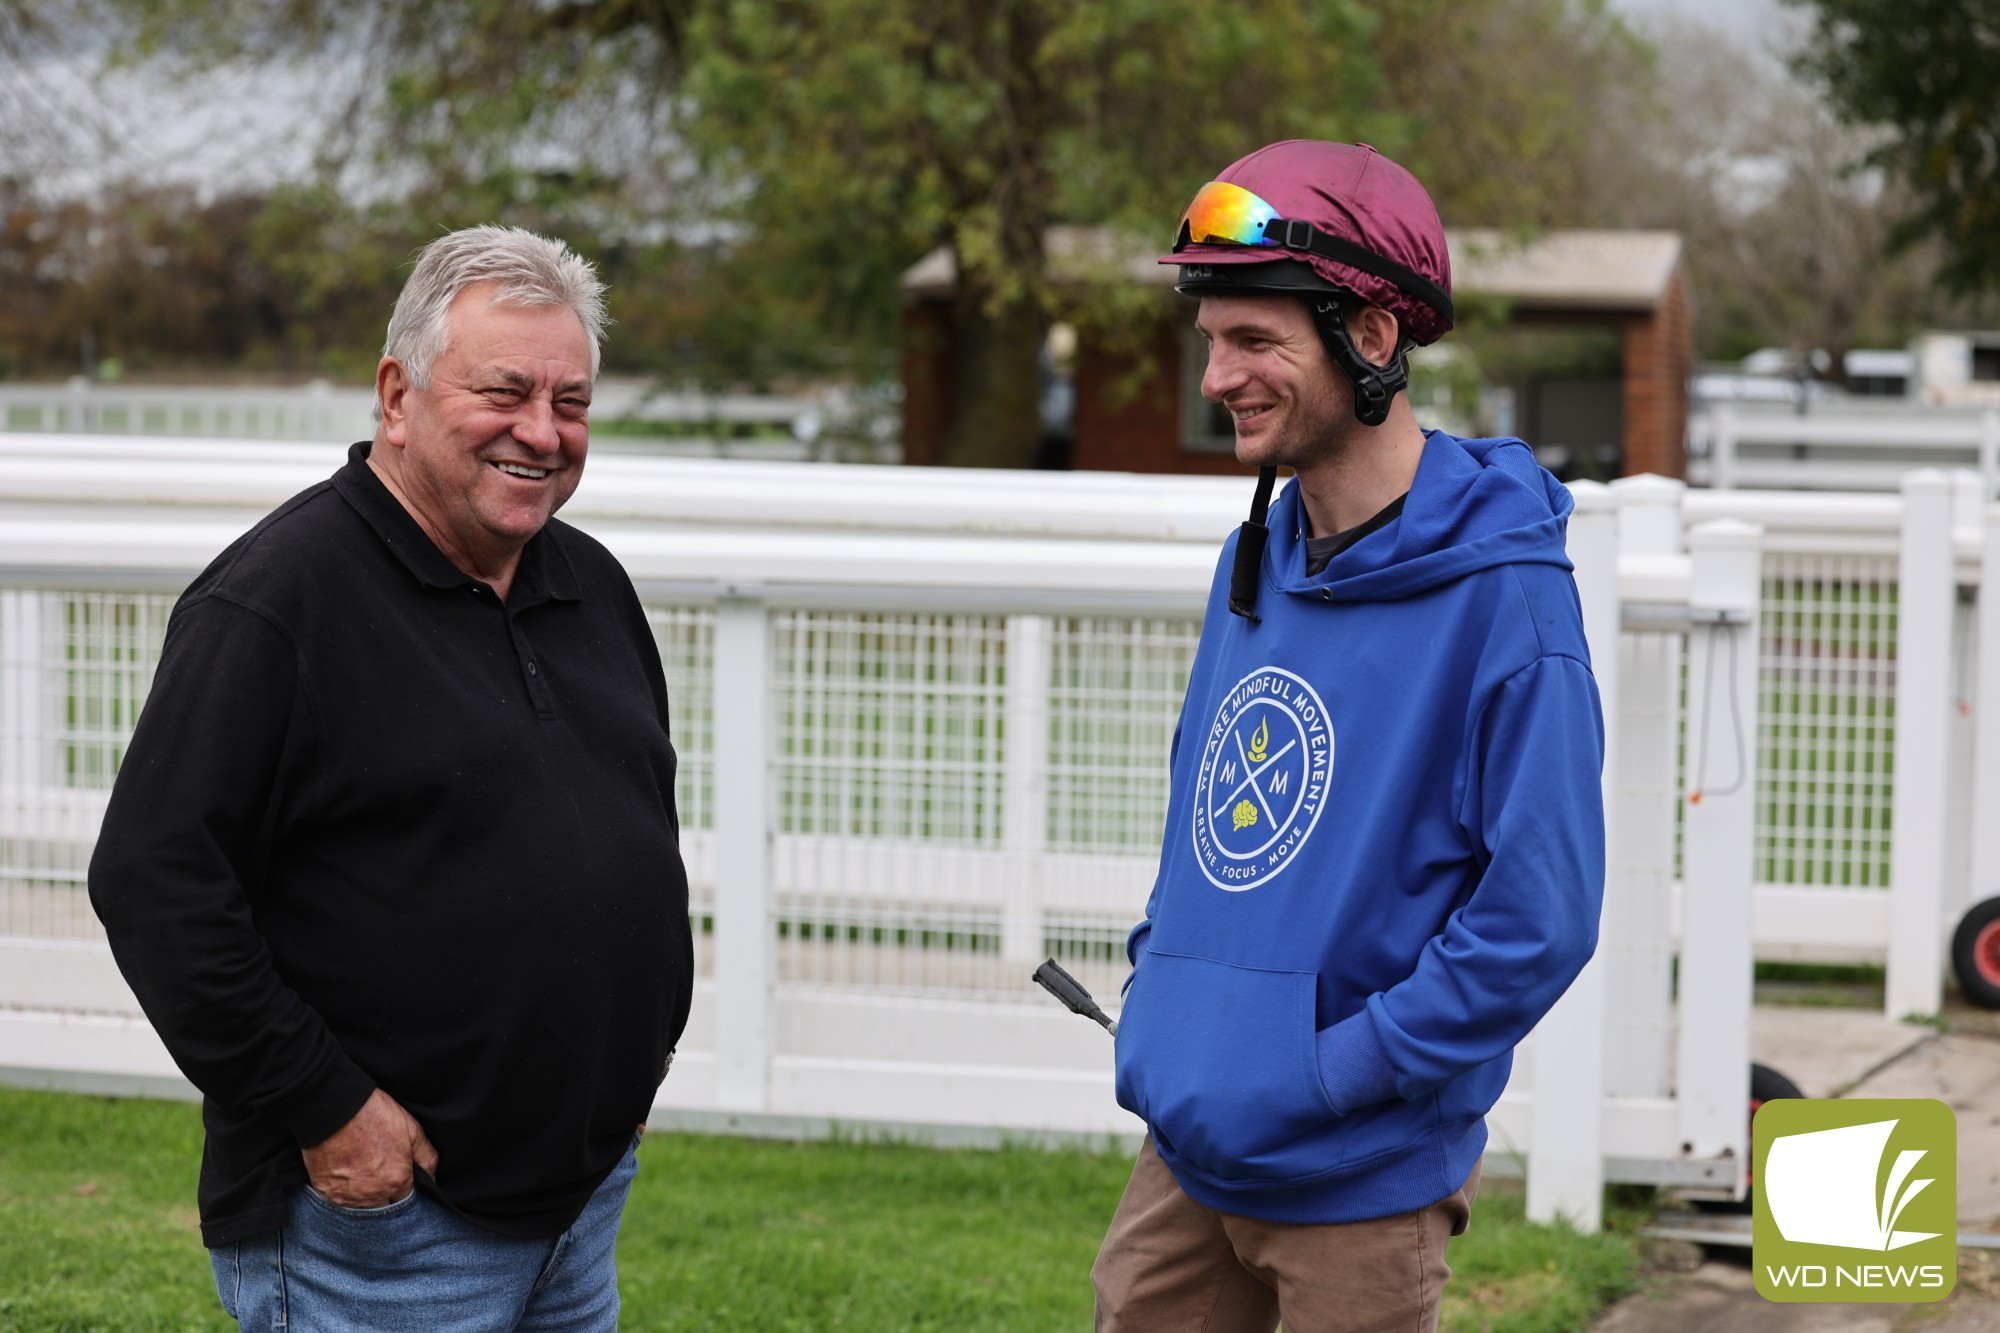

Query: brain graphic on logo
[1190,667,1335,891]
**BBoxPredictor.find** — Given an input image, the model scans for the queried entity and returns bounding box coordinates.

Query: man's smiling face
[376,282,592,583]
[1195,292,1347,471]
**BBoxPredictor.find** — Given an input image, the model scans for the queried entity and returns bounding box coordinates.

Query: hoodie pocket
[1114,950,1336,1184]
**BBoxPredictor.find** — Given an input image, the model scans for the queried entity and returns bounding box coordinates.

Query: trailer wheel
[1701,1062,1804,1212]
[1952,897,2000,1010]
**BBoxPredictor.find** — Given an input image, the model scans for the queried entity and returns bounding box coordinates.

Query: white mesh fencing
[774,611,1008,847]
[0,590,172,940]
[1046,616,1200,855]
[768,610,1007,996]
[0,566,1963,999]
[1756,555,1901,889]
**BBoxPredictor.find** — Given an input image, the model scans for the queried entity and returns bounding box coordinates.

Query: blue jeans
[209,1134,642,1332]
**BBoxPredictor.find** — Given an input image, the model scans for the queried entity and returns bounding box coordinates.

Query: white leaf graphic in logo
[1765,1119,1940,1251]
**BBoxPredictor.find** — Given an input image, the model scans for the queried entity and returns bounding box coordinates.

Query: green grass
[1440,1183,1650,1333]
[1754,960,1885,988]
[0,1085,222,1330]
[616,1131,1131,1330]
[0,1086,1642,1332]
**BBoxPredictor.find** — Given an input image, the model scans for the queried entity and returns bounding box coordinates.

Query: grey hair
[380,225,608,408]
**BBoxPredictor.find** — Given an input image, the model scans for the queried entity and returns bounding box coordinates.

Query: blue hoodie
[1114,430,1605,1224]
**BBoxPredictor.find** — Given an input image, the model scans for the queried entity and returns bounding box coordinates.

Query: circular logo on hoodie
[1190,666,1334,891]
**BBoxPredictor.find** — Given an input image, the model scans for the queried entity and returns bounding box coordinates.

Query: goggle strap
[1266,220,1454,326]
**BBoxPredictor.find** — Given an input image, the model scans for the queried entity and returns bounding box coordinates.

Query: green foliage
[1,1085,1644,1332]
[0,178,324,378]
[1787,0,2000,296]
[681,0,1381,315]
[73,0,1665,461]
[675,0,1392,464]
[1377,0,1658,230]
[43,0,1891,420]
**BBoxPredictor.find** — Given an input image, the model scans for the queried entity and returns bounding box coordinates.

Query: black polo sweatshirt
[88,443,694,1247]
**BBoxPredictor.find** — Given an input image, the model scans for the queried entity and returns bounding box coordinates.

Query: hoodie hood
[1266,431,1573,602]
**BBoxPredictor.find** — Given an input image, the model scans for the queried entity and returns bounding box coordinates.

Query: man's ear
[1353,306,1402,368]
[376,357,412,447]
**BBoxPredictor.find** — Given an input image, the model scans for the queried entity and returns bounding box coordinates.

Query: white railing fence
[1691,402,2000,496]
[0,380,831,459]
[0,436,1996,1232]
[0,380,376,443]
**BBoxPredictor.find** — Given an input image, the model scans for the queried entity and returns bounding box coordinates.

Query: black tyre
[1952,897,2000,1009]
[1750,1062,1804,1119]
[1699,1062,1804,1212]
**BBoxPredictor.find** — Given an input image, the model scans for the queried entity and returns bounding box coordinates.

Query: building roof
[899,225,1685,314]
[1448,228,1683,313]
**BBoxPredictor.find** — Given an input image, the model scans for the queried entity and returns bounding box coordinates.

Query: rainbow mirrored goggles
[1174,180,1288,250]
[1171,180,1454,326]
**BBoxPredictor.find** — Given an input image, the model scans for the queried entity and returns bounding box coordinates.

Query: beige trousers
[1091,1138,1479,1333]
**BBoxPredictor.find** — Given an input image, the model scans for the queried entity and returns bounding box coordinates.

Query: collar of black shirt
[333,441,582,608]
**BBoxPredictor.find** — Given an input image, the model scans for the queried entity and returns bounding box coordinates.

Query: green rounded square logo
[1753,1098,1956,1302]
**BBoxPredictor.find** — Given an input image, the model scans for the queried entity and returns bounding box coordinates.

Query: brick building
[899,227,1692,479]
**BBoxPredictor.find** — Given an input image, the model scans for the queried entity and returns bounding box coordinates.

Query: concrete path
[1587,1000,2000,1332]
[1591,1255,2000,1332]
[1748,1005,1935,1100]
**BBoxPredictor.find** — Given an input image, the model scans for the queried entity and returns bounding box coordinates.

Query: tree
[101,0,1675,466]
[1633,20,1920,368]
[677,1,1401,466]
[110,0,1398,465]
[1786,0,2000,295]
[0,1,126,187]
[0,180,334,376]
[679,0,1669,466]
[1376,0,1659,232]
[1595,14,2000,370]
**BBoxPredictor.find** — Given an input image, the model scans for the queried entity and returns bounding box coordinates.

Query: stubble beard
[1234,389,1354,475]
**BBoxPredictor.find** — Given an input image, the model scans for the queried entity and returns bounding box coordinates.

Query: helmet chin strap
[1309,298,1408,429]
[1226,466,1278,623]
[1225,299,1410,621]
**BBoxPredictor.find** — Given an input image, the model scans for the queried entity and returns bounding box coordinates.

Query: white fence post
[0,590,47,790]
[1711,404,1736,491]
[1980,410,2000,501]
[64,377,90,433]
[1677,519,1761,1187]
[1605,475,1684,1100]
[1947,472,1985,917]
[1888,471,1955,1019]
[1953,470,1987,551]
[1527,481,1617,1230]
[1001,615,1050,964]
[1974,503,2000,910]
[712,597,775,1111]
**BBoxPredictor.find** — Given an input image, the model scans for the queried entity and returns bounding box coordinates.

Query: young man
[1094,141,1606,1332]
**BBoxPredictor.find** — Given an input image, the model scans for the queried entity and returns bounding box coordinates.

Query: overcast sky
[1608,0,1808,65]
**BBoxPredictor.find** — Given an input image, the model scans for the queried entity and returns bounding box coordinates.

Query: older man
[89,225,693,1331]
